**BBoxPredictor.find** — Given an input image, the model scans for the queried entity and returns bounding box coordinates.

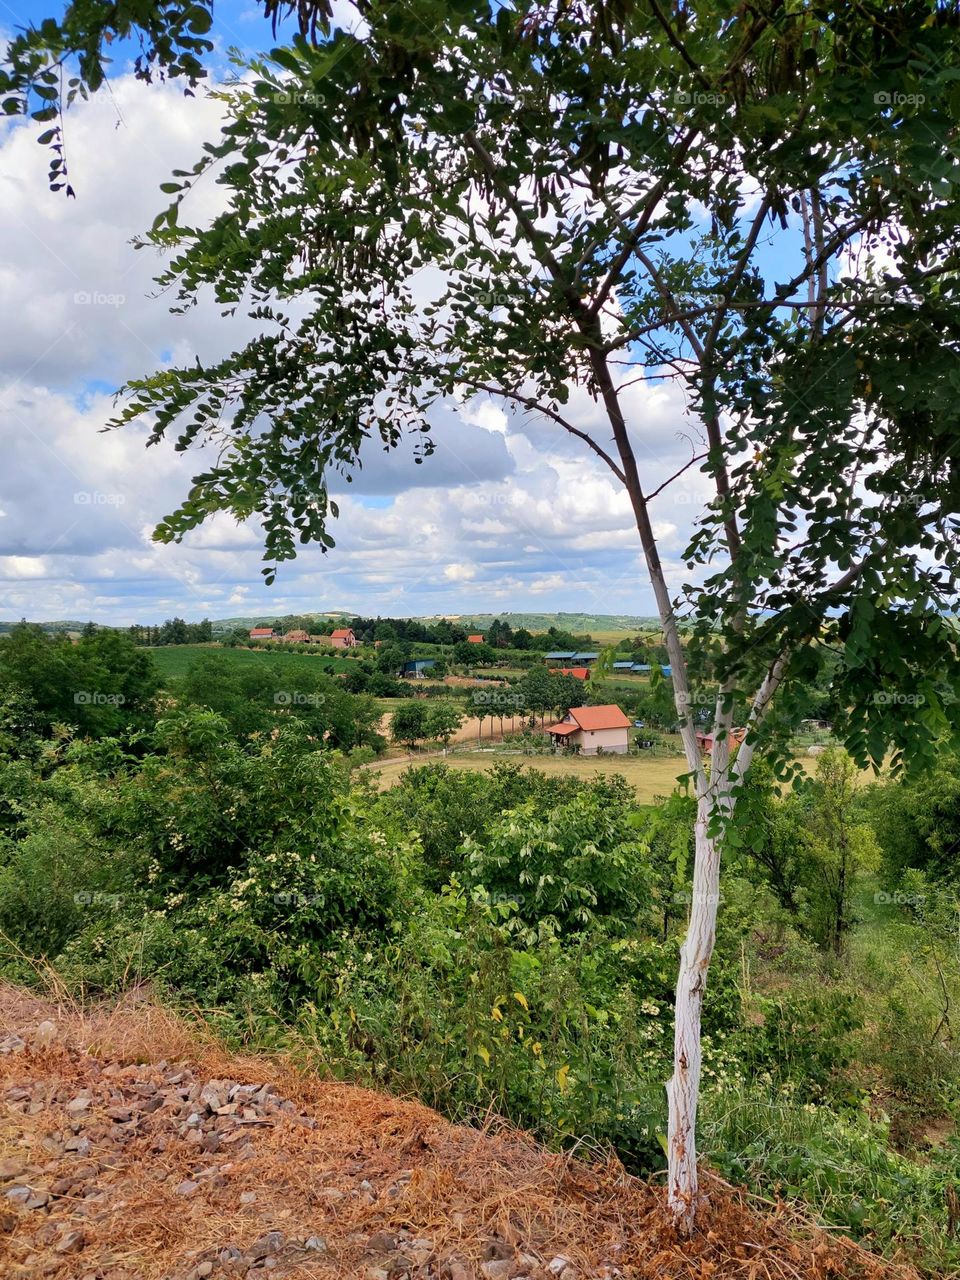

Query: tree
[391,702,428,752]
[800,748,881,955]
[22,0,960,1230]
[425,701,464,748]
[516,667,556,726]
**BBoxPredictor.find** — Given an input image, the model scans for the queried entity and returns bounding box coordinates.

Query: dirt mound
[0,984,919,1280]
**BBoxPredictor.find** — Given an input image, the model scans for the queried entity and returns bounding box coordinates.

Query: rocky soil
[0,984,919,1280]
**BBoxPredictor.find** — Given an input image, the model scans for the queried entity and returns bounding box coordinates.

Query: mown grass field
[146,644,357,682]
[370,747,693,801]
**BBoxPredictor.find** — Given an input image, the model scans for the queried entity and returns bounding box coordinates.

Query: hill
[0,985,917,1280]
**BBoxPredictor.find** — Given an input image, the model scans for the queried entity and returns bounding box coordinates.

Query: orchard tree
[11,0,960,1231]
[425,700,464,748]
[390,701,428,751]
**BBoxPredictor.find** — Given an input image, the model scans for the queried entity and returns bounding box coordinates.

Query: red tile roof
[249,628,274,637]
[551,667,589,680]
[467,634,484,643]
[569,705,632,731]
[548,722,578,736]
[331,628,354,639]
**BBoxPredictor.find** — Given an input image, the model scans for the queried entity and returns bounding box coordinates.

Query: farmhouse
[547,704,632,755]
[282,629,311,643]
[466,634,484,644]
[695,727,748,754]
[248,627,275,640]
[550,667,590,681]
[329,628,358,648]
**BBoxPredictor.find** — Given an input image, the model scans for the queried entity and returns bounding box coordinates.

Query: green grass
[145,644,358,683]
[370,746,692,801]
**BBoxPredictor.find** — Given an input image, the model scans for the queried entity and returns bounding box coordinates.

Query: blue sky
[0,4,775,624]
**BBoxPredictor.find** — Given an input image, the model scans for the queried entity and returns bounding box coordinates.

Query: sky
[0,3,714,625]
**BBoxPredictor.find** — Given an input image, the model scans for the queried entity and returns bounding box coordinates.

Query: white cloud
[0,73,714,624]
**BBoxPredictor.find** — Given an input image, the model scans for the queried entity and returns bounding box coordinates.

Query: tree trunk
[666,791,721,1229]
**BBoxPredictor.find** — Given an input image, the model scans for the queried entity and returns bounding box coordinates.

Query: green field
[145,644,358,682]
[371,746,692,799]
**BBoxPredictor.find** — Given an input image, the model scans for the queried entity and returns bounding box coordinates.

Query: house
[403,659,436,679]
[695,727,747,755]
[467,634,484,644]
[330,627,358,648]
[547,704,632,755]
[248,627,275,640]
[570,651,599,665]
[550,667,590,681]
[283,629,311,643]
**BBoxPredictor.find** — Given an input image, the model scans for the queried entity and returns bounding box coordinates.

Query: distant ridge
[1,610,661,635]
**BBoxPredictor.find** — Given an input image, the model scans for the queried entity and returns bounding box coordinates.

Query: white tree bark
[666,791,720,1229]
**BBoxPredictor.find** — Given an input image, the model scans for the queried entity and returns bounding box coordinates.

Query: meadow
[145,643,357,681]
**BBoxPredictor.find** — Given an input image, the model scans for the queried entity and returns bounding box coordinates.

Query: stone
[0,1034,26,1054]
[239,1191,257,1204]
[547,1259,572,1277]
[66,1095,92,1114]
[479,1263,511,1280]
[196,1262,214,1277]
[305,1236,328,1252]
[5,1185,32,1203]
[366,1230,397,1253]
[54,1229,86,1254]
[247,1230,285,1260]
[175,1180,199,1197]
[447,1264,472,1280]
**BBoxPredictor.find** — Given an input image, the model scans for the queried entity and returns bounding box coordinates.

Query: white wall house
[547,704,632,755]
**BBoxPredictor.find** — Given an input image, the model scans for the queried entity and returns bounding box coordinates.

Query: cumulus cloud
[0,73,709,624]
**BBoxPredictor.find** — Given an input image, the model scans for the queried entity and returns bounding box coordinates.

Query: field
[370,745,693,800]
[145,644,357,681]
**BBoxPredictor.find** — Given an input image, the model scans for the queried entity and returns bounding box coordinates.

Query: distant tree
[800,749,881,955]
[391,702,428,751]
[425,701,464,748]
[512,628,533,651]
[376,642,410,676]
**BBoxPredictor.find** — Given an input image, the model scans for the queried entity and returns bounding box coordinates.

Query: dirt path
[0,986,916,1280]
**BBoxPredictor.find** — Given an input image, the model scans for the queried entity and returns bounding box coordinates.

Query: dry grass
[0,984,922,1280]
[370,750,692,803]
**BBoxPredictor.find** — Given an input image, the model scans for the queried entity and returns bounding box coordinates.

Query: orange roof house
[249,627,275,640]
[329,627,358,648]
[283,629,311,643]
[551,667,590,681]
[467,634,484,644]
[547,705,632,756]
[695,727,747,754]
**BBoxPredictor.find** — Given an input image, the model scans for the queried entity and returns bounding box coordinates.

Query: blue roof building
[402,659,436,678]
